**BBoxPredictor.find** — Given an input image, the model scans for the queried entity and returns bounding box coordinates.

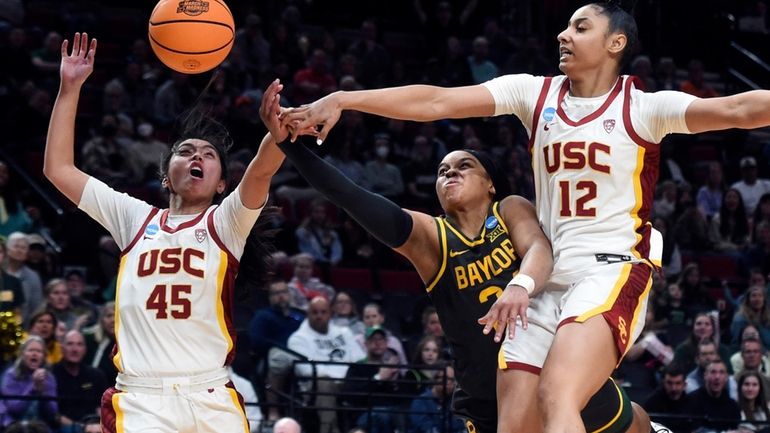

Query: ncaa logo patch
[485,216,499,230]
[542,107,556,122]
[195,229,208,243]
[144,224,159,240]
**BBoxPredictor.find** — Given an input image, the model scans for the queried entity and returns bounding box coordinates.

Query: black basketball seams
[148,19,234,33]
[149,33,234,55]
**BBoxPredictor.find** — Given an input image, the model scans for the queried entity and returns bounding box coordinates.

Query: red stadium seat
[330,267,374,292]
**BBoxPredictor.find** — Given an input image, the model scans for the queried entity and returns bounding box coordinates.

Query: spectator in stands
[680,59,720,98]
[330,291,365,337]
[732,156,770,216]
[27,310,61,365]
[467,36,498,85]
[697,161,725,221]
[292,49,336,106]
[0,241,25,315]
[52,330,107,429]
[709,188,751,253]
[3,420,52,433]
[503,35,551,76]
[652,181,675,219]
[408,363,465,433]
[737,370,770,431]
[341,329,404,433]
[82,302,116,381]
[407,306,450,361]
[324,141,367,188]
[643,363,691,432]
[153,72,195,127]
[753,194,770,241]
[677,263,714,313]
[287,296,365,433]
[403,335,443,396]
[732,285,770,348]
[287,253,335,311]
[363,134,404,200]
[295,199,343,268]
[674,312,731,373]
[746,220,770,276]
[686,339,738,399]
[25,234,53,284]
[64,269,97,328]
[629,55,656,91]
[234,14,271,77]
[248,278,304,421]
[80,114,142,188]
[685,359,741,432]
[4,232,43,323]
[402,135,440,210]
[358,302,407,365]
[131,121,169,187]
[81,415,102,433]
[347,19,390,89]
[624,306,673,377]
[731,336,770,399]
[227,366,262,433]
[655,282,690,332]
[30,32,62,83]
[37,278,86,331]
[0,335,58,429]
[672,186,712,254]
[0,161,33,238]
[274,417,302,433]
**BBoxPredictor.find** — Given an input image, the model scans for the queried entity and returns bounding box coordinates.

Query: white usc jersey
[483,74,695,279]
[79,178,262,377]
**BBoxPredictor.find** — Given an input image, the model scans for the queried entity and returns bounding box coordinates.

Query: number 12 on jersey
[558,180,598,217]
[146,284,192,319]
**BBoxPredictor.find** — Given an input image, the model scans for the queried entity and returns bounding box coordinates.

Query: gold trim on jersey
[226,387,250,433]
[113,392,125,433]
[426,218,449,293]
[576,264,631,322]
[623,272,653,357]
[216,250,234,355]
[491,201,509,234]
[588,378,624,433]
[444,218,487,247]
[113,255,128,373]
[497,343,507,370]
[630,146,645,260]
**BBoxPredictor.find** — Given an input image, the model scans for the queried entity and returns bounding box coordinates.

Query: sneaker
[650,421,672,433]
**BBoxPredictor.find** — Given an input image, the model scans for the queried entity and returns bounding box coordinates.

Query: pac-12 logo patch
[603,119,616,133]
[485,216,499,230]
[144,224,159,240]
[195,229,208,243]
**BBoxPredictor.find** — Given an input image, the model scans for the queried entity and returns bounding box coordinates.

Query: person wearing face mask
[132,121,169,182]
[363,133,404,200]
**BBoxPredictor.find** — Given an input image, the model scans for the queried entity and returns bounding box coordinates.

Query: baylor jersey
[426,201,522,400]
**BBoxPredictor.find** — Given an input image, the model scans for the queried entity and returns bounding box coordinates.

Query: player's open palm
[60,32,97,90]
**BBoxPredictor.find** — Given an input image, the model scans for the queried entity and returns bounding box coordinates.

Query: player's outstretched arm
[238,79,289,210]
[43,32,97,205]
[686,89,770,133]
[280,84,497,144]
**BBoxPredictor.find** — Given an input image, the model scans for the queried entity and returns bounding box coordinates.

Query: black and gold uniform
[426,201,520,432]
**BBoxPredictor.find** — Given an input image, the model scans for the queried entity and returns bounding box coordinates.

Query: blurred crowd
[0,0,770,432]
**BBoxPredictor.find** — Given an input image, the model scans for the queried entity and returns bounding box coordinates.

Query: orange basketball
[148,0,235,74]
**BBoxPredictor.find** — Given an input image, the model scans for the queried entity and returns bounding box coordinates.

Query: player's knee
[582,379,633,433]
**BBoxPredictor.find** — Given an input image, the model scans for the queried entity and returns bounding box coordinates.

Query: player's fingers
[316,119,338,145]
[87,39,97,63]
[80,33,88,57]
[519,304,529,331]
[71,33,80,57]
[61,39,69,57]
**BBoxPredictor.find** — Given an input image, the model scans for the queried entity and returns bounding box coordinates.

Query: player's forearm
[335,85,457,121]
[44,86,89,204]
[239,132,285,209]
[517,242,553,296]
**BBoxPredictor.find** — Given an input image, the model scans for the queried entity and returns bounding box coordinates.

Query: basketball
[148,0,235,74]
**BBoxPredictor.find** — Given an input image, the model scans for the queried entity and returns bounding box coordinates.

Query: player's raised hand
[60,32,97,90]
[478,284,529,343]
[279,92,342,145]
[260,79,319,143]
